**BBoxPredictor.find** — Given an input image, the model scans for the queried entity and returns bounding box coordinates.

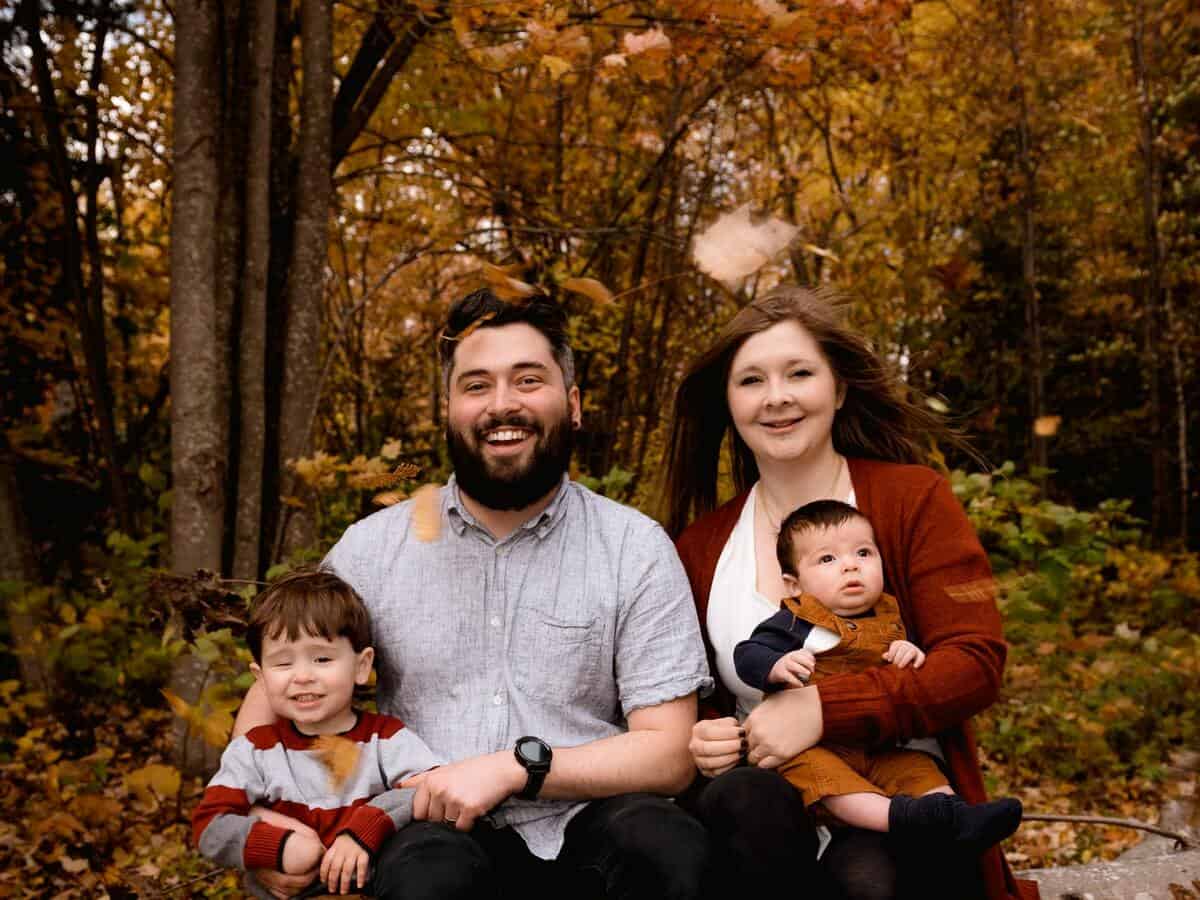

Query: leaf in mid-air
[412,484,442,542]
[692,204,798,289]
[313,735,361,790]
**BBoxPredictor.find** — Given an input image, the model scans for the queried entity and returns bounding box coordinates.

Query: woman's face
[725,319,844,467]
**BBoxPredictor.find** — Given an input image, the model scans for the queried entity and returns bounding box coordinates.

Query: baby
[734,499,1021,852]
[192,569,439,896]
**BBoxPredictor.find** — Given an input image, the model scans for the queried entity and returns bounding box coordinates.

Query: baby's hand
[883,640,925,669]
[767,649,816,687]
[320,833,369,895]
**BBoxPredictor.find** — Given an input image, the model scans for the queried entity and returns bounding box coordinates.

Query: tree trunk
[276,0,332,558]
[232,0,275,580]
[170,0,224,576]
[1130,0,1168,537]
[20,0,132,533]
[1005,0,1048,479]
[0,440,50,694]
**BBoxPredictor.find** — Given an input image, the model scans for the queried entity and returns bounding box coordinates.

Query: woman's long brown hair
[663,285,978,538]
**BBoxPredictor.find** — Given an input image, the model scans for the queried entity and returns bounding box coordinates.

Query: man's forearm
[537,726,696,800]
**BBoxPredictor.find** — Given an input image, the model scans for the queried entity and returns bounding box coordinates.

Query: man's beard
[446,410,575,512]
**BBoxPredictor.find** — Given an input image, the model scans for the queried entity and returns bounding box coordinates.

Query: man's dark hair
[438,288,575,388]
[776,499,873,577]
[247,567,372,663]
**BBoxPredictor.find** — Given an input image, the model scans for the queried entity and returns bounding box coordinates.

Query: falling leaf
[60,856,89,874]
[482,263,538,300]
[691,204,799,288]
[313,735,361,790]
[559,277,613,304]
[802,242,840,261]
[412,484,442,542]
[622,26,670,57]
[602,53,626,68]
[925,396,950,414]
[393,462,421,480]
[540,55,572,81]
[199,709,234,749]
[280,494,306,509]
[1034,415,1062,437]
[161,688,191,722]
[373,490,406,507]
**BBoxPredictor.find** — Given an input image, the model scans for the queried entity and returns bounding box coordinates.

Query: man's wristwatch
[514,735,553,800]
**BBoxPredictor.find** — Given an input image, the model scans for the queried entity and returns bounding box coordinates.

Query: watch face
[518,737,551,764]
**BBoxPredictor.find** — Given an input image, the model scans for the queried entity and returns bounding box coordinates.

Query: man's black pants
[369,793,710,900]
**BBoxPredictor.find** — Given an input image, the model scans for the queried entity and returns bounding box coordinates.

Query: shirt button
[490,616,501,628]
[493,693,503,705]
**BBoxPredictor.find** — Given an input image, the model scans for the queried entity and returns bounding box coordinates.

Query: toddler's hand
[884,640,925,669]
[767,649,816,687]
[280,830,324,875]
[320,833,369,895]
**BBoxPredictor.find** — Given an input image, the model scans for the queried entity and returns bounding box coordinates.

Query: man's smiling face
[445,322,581,511]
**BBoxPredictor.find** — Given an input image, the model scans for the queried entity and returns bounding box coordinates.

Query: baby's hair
[776,499,874,577]
[246,567,372,663]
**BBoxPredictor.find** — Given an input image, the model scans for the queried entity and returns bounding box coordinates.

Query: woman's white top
[707,482,855,721]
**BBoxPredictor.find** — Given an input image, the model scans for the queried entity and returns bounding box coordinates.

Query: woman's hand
[743,685,823,769]
[688,717,744,778]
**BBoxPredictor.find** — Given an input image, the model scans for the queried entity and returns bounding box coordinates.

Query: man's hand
[688,717,743,779]
[883,640,926,669]
[767,649,816,687]
[320,833,369,895]
[743,685,823,769]
[401,752,525,831]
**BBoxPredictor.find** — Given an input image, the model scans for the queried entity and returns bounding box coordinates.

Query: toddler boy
[734,500,1021,853]
[192,569,439,895]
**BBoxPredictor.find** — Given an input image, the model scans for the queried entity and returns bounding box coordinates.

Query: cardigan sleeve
[816,473,1007,747]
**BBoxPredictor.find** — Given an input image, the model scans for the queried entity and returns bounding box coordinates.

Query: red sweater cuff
[816,677,887,746]
[343,805,394,854]
[243,821,292,871]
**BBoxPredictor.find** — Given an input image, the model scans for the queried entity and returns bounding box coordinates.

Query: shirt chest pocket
[509,612,604,707]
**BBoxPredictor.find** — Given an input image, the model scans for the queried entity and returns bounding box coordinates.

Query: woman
[665,285,1037,900]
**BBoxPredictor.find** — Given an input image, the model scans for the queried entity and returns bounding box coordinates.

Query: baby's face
[784,517,884,616]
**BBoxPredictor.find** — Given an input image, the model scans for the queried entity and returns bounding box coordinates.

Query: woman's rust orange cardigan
[674,457,1039,900]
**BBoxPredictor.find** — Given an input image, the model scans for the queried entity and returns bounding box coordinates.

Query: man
[232,289,712,899]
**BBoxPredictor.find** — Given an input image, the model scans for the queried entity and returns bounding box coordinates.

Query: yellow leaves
[1034,415,1062,437]
[412,484,442,543]
[313,735,362,790]
[540,55,572,82]
[60,855,89,874]
[622,26,671,81]
[161,688,234,749]
[559,277,613,305]
[691,204,799,289]
[124,764,181,805]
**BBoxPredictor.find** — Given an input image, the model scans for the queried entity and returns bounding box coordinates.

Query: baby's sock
[888,792,1022,853]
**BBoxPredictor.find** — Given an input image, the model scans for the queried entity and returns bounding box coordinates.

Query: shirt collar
[445,473,571,541]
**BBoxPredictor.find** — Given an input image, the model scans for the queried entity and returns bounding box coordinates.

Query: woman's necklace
[758,454,846,535]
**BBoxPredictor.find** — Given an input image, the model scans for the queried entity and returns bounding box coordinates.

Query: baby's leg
[821,792,892,832]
